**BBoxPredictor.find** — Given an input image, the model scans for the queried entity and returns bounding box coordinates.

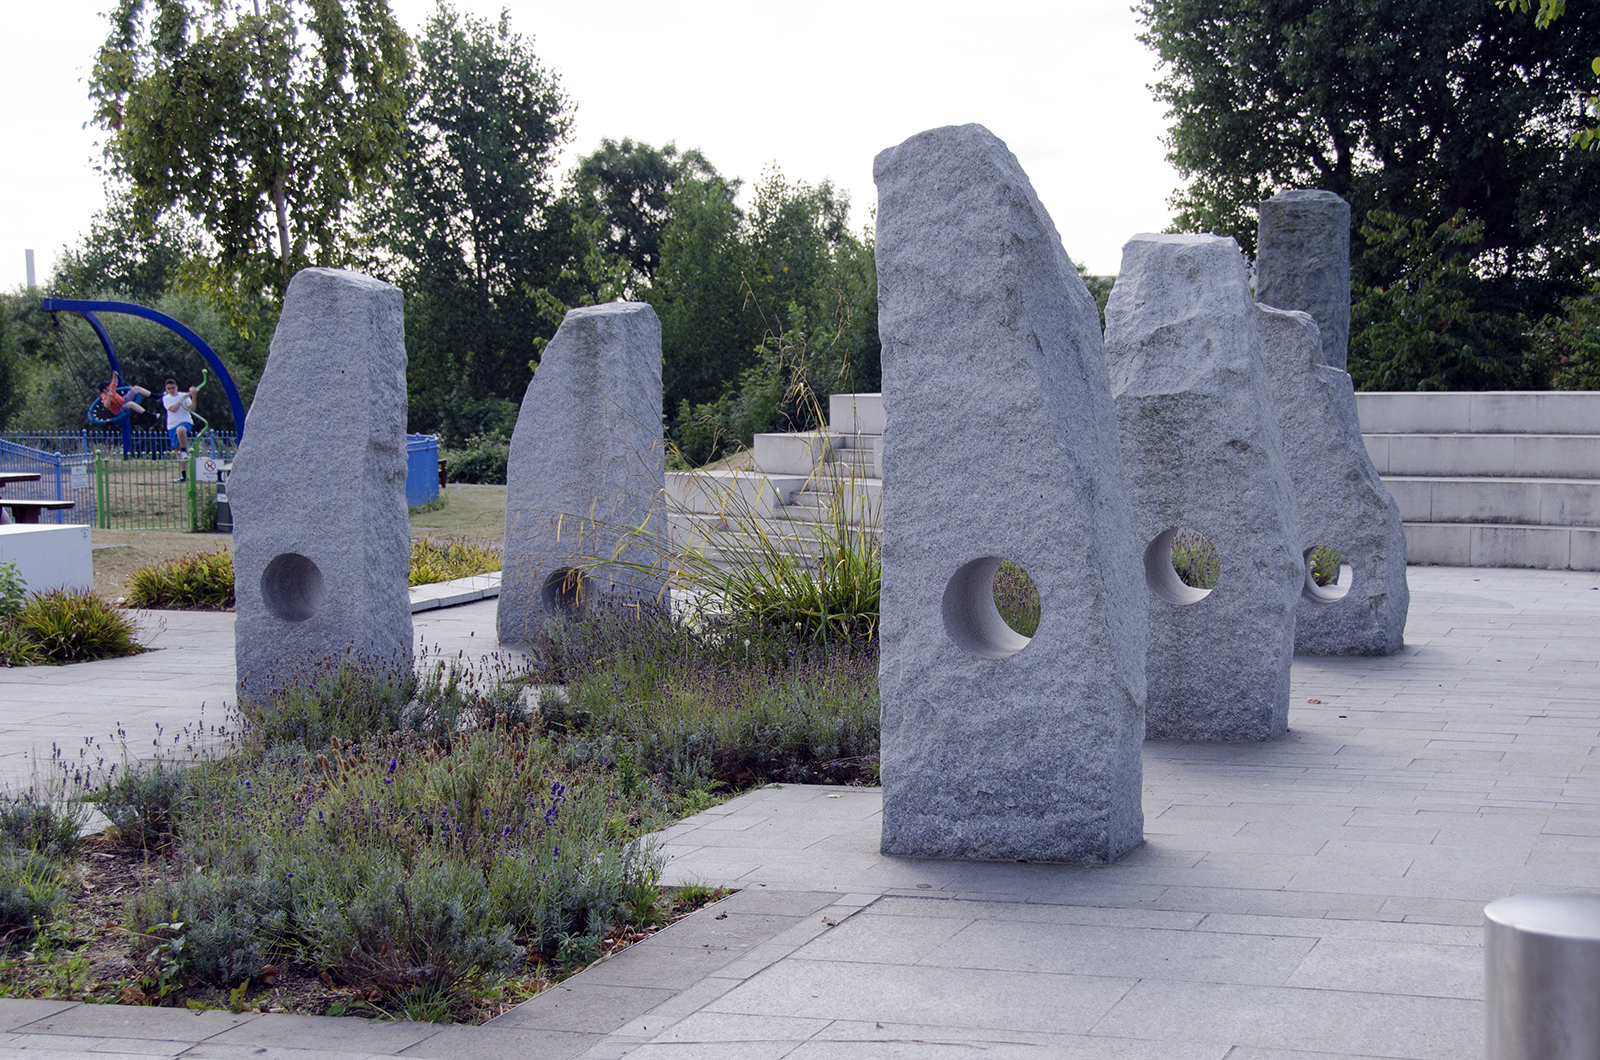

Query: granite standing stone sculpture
[875,124,1147,863]
[498,302,665,646]
[1258,306,1409,654]
[233,267,412,695]
[1105,234,1303,742]
[1256,189,1352,371]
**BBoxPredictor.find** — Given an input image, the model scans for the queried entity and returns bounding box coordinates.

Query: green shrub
[99,760,191,850]
[0,624,45,668]
[993,561,1040,638]
[12,590,145,663]
[1170,530,1220,591]
[0,792,85,857]
[441,436,509,485]
[126,549,235,610]
[0,850,64,939]
[410,538,501,587]
[1309,546,1344,588]
[0,561,25,619]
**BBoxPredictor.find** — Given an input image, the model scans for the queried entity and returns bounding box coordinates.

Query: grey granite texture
[1105,233,1303,742]
[1258,305,1409,655]
[873,123,1146,863]
[499,302,665,647]
[1256,189,1353,371]
[231,267,411,696]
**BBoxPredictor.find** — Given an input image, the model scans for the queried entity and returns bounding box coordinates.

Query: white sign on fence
[69,464,87,490]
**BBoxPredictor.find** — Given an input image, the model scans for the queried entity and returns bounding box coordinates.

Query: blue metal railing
[0,430,235,461]
[0,439,95,525]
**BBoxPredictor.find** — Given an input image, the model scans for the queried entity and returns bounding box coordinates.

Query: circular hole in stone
[260,552,325,623]
[1145,527,1218,606]
[540,568,590,614]
[992,559,1041,638]
[1302,545,1353,603]
[943,556,1034,659]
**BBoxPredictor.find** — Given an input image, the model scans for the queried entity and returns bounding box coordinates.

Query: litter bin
[1485,892,1600,1060]
[215,464,233,534]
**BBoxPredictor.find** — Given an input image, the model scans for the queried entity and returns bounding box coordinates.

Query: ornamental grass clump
[8,589,145,663]
[409,538,502,587]
[126,549,235,610]
[535,602,879,788]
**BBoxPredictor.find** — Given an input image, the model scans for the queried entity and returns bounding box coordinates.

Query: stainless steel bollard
[1485,893,1600,1060]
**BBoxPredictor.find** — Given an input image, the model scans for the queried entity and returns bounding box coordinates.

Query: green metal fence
[93,450,219,532]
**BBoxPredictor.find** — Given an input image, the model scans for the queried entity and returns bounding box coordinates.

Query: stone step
[1364,433,1600,479]
[1382,475,1600,528]
[666,511,876,571]
[665,468,808,519]
[1355,391,1600,435]
[829,392,884,436]
[1403,521,1600,570]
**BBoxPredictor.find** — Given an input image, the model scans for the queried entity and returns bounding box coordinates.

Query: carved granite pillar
[1105,234,1303,742]
[875,124,1146,863]
[498,302,665,646]
[233,267,412,696]
[1256,189,1352,371]
[1258,306,1409,655]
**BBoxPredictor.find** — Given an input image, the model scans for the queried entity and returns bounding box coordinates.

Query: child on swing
[97,371,152,416]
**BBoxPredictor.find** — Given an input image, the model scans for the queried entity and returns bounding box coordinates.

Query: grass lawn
[89,486,508,600]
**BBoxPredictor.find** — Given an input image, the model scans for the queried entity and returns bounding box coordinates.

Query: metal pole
[1485,892,1600,1059]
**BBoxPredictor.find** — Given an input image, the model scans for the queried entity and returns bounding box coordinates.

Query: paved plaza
[0,564,1596,1058]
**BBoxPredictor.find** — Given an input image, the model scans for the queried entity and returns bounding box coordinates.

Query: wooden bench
[0,500,75,524]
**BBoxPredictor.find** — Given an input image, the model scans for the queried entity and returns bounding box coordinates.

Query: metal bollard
[1485,893,1600,1060]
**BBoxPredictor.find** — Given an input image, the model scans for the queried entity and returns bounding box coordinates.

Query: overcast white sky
[0,0,1182,293]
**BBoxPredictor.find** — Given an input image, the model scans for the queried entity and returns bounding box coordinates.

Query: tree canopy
[1140,0,1600,386]
[91,0,412,299]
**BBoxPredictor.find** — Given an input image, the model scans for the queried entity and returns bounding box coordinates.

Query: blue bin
[405,434,440,508]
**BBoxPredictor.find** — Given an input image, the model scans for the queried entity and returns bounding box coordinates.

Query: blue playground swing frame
[41,298,248,456]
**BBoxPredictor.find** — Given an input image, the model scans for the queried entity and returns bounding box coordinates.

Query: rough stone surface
[1258,306,1409,655]
[232,267,411,695]
[874,123,1146,863]
[498,302,664,646]
[1256,190,1352,371]
[1105,234,1303,742]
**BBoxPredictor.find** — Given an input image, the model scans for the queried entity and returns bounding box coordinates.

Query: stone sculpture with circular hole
[1105,234,1304,743]
[230,268,412,695]
[875,123,1146,864]
[1255,213,1409,655]
[498,302,666,647]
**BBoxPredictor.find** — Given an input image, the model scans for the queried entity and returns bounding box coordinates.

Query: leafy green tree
[659,168,879,463]
[367,4,575,442]
[1139,0,1600,351]
[90,0,412,299]
[572,139,729,291]
[1533,275,1600,387]
[53,190,207,304]
[1501,0,1600,147]
[1349,212,1530,391]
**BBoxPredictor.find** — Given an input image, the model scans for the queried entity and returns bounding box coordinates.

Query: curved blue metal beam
[71,309,134,453]
[41,298,248,442]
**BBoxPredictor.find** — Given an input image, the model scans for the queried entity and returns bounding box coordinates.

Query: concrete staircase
[1356,392,1600,571]
[665,394,882,570]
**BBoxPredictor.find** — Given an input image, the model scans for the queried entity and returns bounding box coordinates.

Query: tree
[369,4,575,441]
[53,190,207,303]
[572,139,729,291]
[91,0,412,298]
[1139,0,1600,340]
[1349,212,1530,391]
[1501,0,1600,147]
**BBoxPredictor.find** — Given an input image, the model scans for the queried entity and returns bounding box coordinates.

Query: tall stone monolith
[1258,306,1409,655]
[875,124,1146,863]
[1105,234,1303,742]
[1256,189,1352,371]
[233,267,412,696]
[498,303,664,647]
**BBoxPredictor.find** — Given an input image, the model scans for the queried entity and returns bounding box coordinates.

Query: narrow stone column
[875,124,1146,863]
[1258,306,1409,655]
[1105,234,1303,742]
[1256,189,1352,371]
[232,267,412,697]
[498,302,665,647]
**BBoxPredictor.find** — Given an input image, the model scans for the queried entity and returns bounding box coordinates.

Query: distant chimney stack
[24,250,35,289]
